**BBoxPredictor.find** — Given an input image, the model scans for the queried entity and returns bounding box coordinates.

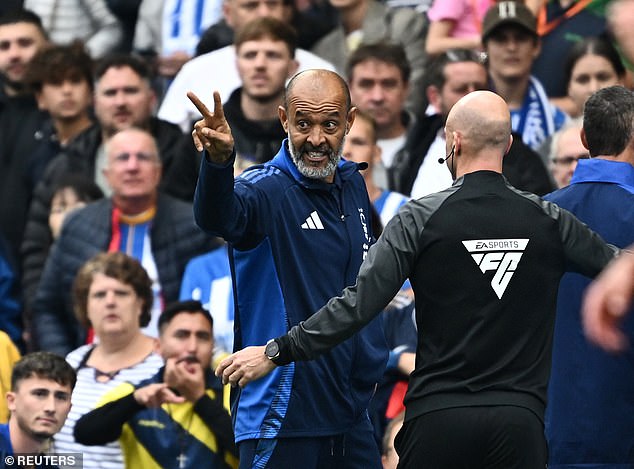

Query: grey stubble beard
[287,133,344,180]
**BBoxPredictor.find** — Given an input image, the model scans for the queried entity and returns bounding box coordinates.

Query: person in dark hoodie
[0,9,48,267]
[228,17,298,163]
[24,40,95,203]
[162,17,298,201]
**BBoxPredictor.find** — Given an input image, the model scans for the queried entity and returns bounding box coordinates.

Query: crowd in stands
[0,0,633,467]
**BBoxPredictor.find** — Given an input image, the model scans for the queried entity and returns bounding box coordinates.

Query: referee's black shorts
[394,405,547,469]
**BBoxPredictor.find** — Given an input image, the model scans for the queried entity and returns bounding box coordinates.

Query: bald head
[103,127,162,208]
[442,91,512,179]
[105,127,160,162]
[446,91,511,154]
[284,69,351,112]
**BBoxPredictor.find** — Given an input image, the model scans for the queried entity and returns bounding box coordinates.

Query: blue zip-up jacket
[194,140,388,442]
[544,158,634,467]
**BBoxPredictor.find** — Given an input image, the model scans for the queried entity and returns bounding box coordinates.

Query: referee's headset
[437,145,455,165]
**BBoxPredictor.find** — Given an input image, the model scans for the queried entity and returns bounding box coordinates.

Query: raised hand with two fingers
[188,90,234,164]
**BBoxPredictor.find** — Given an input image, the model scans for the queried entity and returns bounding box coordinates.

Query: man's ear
[372,143,382,166]
[402,80,410,101]
[6,391,16,412]
[35,91,47,111]
[278,105,289,132]
[287,60,299,79]
[148,90,158,113]
[580,128,589,151]
[532,38,542,59]
[427,85,442,115]
[222,0,234,27]
[346,106,357,134]
[453,131,461,154]
[154,336,162,355]
[505,134,513,155]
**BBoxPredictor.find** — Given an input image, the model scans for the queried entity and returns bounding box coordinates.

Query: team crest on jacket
[462,239,530,299]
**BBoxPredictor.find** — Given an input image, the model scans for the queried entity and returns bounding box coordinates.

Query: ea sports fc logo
[462,239,530,299]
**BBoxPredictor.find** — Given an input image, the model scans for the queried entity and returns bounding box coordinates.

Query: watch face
[265,340,280,358]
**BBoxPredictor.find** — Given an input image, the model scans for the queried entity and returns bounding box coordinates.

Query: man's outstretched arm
[215,203,424,387]
[74,383,183,445]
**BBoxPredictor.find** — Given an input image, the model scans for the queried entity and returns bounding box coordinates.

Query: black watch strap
[274,335,294,366]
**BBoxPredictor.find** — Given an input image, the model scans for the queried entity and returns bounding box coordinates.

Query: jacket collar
[571,158,634,193]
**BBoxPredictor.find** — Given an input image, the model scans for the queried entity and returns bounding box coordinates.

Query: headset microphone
[438,146,455,164]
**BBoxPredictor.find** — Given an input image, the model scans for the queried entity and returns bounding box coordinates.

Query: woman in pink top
[425,0,540,55]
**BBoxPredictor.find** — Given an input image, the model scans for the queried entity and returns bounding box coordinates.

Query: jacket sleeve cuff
[272,335,294,366]
[202,149,236,167]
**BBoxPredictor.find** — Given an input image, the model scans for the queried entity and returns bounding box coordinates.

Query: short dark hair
[284,69,351,112]
[11,352,76,391]
[346,42,411,84]
[564,35,626,88]
[50,174,104,204]
[425,49,485,90]
[235,17,297,59]
[583,85,634,157]
[94,53,153,84]
[73,252,153,328]
[26,40,94,92]
[0,9,47,38]
[158,300,213,333]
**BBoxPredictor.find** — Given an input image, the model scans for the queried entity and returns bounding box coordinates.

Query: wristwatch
[264,339,280,362]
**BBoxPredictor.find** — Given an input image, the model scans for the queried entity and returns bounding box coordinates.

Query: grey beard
[288,134,343,180]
